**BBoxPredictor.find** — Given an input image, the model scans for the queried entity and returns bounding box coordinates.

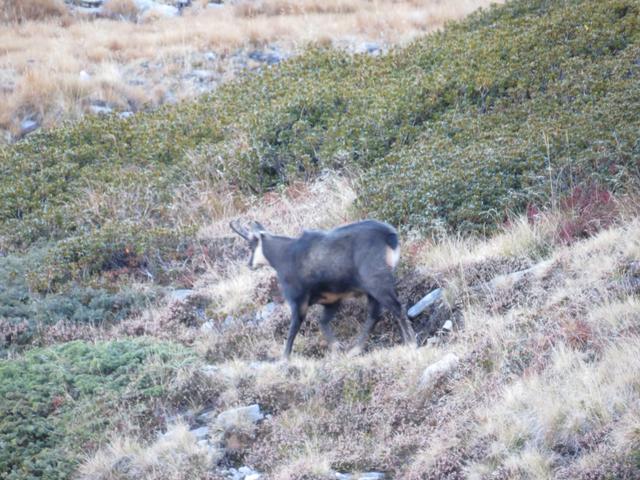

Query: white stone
[148,3,179,16]
[170,288,194,302]
[442,320,453,331]
[90,104,112,115]
[200,320,215,333]
[201,364,220,375]
[419,353,459,389]
[190,426,209,440]
[358,473,385,480]
[216,404,264,430]
[79,70,91,81]
[407,288,443,318]
[20,119,39,135]
[255,302,277,323]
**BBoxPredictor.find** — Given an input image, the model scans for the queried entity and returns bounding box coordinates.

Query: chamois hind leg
[350,295,382,356]
[362,273,416,347]
[319,301,342,352]
[381,291,417,346]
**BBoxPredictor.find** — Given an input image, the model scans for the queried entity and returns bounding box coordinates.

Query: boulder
[216,404,264,430]
[420,353,459,389]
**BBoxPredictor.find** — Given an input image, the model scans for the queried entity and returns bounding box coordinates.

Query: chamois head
[230,220,269,269]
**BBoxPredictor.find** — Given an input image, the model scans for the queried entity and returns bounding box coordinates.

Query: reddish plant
[556,184,617,243]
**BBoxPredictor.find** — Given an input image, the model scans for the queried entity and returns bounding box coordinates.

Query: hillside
[0,0,498,142]
[1,0,640,478]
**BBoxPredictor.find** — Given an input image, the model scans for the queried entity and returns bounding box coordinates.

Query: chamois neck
[262,234,295,271]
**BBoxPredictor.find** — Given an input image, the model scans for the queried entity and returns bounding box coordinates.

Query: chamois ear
[229,220,250,240]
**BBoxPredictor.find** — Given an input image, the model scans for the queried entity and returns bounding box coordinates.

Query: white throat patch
[251,236,269,268]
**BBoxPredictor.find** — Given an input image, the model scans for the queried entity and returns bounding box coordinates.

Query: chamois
[230,219,417,358]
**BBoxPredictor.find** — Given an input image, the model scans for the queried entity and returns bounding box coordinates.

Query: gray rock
[131,0,179,16]
[224,466,260,480]
[188,69,214,81]
[408,288,443,318]
[204,51,217,62]
[255,302,277,323]
[224,468,241,480]
[169,288,194,303]
[20,119,39,136]
[420,353,459,389]
[356,42,382,55]
[201,364,220,375]
[223,315,235,328]
[358,473,385,480]
[190,425,209,440]
[197,408,217,423]
[132,0,155,11]
[164,408,193,424]
[216,404,264,430]
[119,111,134,119]
[90,103,113,115]
[152,3,179,16]
[200,320,215,333]
[335,473,385,480]
[248,49,284,65]
[239,466,261,479]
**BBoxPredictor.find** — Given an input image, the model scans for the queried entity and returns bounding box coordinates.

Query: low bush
[0,249,157,354]
[0,339,197,480]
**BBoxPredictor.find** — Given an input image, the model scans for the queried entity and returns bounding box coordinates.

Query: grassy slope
[1,0,640,478]
[0,0,497,139]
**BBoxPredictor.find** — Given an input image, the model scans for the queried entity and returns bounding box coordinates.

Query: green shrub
[1,0,638,315]
[0,339,196,480]
[0,250,157,353]
[360,0,640,231]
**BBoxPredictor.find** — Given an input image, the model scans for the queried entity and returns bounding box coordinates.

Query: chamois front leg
[283,296,309,359]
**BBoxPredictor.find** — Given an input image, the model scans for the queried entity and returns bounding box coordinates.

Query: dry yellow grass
[0,0,502,140]
[0,0,68,23]
[71,169,640,478]
[77,423,219,480]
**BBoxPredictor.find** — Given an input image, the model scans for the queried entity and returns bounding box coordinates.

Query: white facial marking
[385,245,400,269]
[251,236,269,268]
